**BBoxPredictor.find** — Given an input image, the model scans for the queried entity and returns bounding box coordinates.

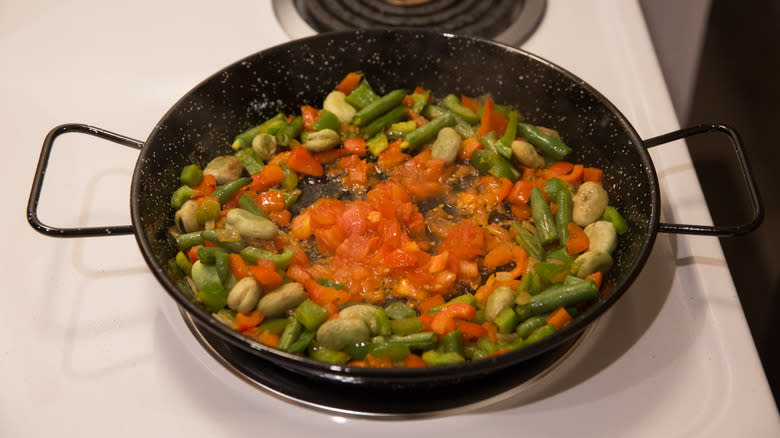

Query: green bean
[278,317,303,351]
[494,307,520,334]
[403,113,456,151]
[422,350,465,366]
[285,329,315,354]
[240,246,294,268]
[529,279,599,315]
[211,177,251,204]
[231,113,286,150]
[171,185,198,209]
[524,323,556,344]
[442,330,464,356]
[602,205,629,234]
[345,80,379,109]
[368,342,411,360]
[234,148,264,175]
[201,229,245,253]
[374,308,392,337]
[351,89,407,127]
[180,164,203,187]
[533,261,568,284]
[411,89,430,113]
[275,116,304,147]
[555,188,573,246]
[515,314,550,339]
[308,344,350,364]
[360,105,408,139]
[442,94,480,124]
[176,231,205,250]
[530,187,559,245]
[389,317,424,335]
[512,222,545,261]
[257,318,290,335]
[385,302,417,320]
[313,109,340,131]
[386,332,438,350]
[196,246,228,264]
[517,122,572,161]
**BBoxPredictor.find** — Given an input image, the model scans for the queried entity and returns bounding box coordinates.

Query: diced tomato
[343,138,366,156]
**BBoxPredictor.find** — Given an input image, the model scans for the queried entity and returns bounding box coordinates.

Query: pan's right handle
[27,123,144,237]
[643,123,762,237]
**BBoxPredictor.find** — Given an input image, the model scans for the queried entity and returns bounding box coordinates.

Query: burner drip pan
[274,0,546,46]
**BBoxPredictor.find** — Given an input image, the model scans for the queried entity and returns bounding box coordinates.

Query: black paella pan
[27,30,762,392]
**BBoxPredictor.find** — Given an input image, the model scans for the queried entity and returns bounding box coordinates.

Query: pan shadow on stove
[683,0,780,409]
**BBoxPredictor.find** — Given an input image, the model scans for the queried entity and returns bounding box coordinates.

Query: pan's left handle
[643,123,762,237]
[27,123,144,237]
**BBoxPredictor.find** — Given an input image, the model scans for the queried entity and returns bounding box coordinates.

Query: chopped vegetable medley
[167,72,628,368]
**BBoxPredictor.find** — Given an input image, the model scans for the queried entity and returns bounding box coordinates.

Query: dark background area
[684,0,779,408]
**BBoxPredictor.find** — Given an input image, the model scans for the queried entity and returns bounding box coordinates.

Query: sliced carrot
[506,180,534,205]
[187,245,203,263]
[404,354,427,368]
[365,354,394,368]
[314,147,350,164]
[558,164,584,184]
[249,163,285,191]
[235,310,264,332]
[335,72,363,94]
[459,137,483,161]
[287,146,324,177]
[343,138,366,156]
[546,306,573,329]
[482,321,498,343]
[585,271,603,289]
[417,294,445,314]
[192,174,217,198]
[431,303,477,335]
[583,167,603,183]
[476,97,508,137]
[406,107,428,127]
[257,330,280,348]
[548,161,574,176]
[229,253,251,280]
[460,95,480,113]
[301,105,319,131]
[484,243,514,269]
[565,222,590,255]
[510,203,532,221]
[477,97,496,138]
[249,265,283,290]
[456,320,488,340]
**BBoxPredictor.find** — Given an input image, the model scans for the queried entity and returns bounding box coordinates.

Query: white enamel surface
[3,0,778,436]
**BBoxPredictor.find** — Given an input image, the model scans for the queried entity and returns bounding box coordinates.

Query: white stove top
[3,0,778,436]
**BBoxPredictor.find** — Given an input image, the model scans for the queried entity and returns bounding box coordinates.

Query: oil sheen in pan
[179,307,595,417]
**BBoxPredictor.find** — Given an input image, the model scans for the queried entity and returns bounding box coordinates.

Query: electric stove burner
[273,0,546,46]
[181,308,590,417]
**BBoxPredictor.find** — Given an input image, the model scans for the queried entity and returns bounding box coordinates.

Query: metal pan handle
[27,123,144,237]
[643,123,762,237]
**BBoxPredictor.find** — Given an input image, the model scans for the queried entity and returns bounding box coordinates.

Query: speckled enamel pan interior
[130,29,659,388]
